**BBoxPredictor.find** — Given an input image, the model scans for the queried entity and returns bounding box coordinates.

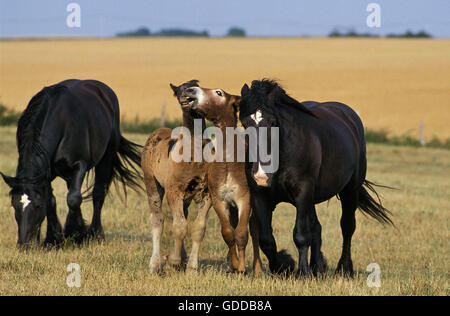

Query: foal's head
[170,79,200,112]
[180,85,241,126]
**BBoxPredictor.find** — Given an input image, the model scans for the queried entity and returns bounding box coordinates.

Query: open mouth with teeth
[180,96,197,108]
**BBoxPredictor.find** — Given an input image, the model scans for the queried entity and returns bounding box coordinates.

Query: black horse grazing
[239,79,393,277]
[1,79,142,247]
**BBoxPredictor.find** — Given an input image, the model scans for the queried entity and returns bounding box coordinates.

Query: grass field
[1,38,450,140]
[0,126,448,296]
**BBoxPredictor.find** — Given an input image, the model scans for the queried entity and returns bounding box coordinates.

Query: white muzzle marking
[254,163,269,186]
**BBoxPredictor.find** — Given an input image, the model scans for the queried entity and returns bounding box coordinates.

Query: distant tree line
[116,27,246,38]
[329,28,432,38]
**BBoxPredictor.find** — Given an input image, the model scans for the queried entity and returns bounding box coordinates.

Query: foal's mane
[251,79,317,118]
[16,84,67,180]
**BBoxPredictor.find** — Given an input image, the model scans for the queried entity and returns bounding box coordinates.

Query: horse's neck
[182,111,206,136]
[215,114,239,160]
[16,147,49,180]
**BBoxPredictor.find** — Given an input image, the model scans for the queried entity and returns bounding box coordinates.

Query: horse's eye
[216,90,223,97]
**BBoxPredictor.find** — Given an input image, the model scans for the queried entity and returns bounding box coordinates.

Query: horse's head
[1,173,51,247]
[239,80,282,188]
[170,79,201,111]
[180,85,241,125]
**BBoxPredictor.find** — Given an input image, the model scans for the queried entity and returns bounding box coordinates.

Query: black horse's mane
[247,79,317,118]
[16,84,67,181]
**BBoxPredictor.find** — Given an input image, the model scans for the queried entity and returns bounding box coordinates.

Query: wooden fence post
[160,102,166,127]
[419,121,425,146]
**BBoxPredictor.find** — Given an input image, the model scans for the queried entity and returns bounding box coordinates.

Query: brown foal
[181,85,262,274]
[142,80,211,273]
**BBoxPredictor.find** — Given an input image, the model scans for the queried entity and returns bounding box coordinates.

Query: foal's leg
[64,161,88,243]
[293,182,315,277]
[167,193,188,268]
[186,196,212,271]
[336,188,357,277]
[44,192,63,247]
[214,199,239,272]
[235,198,251,273]
[249,212,263,275]
[145,174,165,274]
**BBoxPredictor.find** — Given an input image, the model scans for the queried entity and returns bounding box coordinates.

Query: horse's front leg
[64,161,88,243]
[293,181,316,277]
[253,194,295,275]
[44,191,63,247]
[235,194,252,274]
[249,212,263,275]
[213,199,239,272]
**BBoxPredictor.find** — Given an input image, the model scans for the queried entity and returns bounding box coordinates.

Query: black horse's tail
[110,136,144,199]
[358,180,394,226]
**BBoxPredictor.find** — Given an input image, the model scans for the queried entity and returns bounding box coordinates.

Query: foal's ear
[169,83,179,96]
[241,83,250,97]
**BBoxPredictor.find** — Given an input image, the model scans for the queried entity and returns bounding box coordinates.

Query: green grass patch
[0,103,20,126]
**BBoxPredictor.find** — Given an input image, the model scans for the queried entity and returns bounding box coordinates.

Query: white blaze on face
[191,86,204,105]
[250,110,263,125]
[20,194,31,210]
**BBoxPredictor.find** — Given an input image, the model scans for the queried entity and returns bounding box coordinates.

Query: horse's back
[58,79,119,116]
[308,101,364,146]
[304,101,367,199]
[41,80,121,170]
[142,128,173,186]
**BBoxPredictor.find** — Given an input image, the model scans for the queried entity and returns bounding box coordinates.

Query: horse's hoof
[87,227,105,242]
[43,239,63,249]
[295,267,313,279]
[311,254,328,276]
[270,250,296,276]
[336,258,354,278]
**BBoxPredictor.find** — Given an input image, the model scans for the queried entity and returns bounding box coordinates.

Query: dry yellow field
[1,37,449,139]
[0,127,448,295]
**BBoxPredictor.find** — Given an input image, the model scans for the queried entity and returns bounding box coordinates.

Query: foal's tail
[111,136,144,199]
[358,180,394,226]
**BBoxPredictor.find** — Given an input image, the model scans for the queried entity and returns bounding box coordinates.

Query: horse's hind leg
[336,186,358,277]
[88,156,114,240]
[167,192,188,269]
[186,195,212,272]
[145,174,165,274]
[309,209,327,276]
[64,161,88,243]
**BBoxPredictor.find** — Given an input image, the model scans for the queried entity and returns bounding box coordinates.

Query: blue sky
[1,0,449,38]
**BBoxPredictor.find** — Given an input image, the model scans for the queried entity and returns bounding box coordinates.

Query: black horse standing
[1,79,142,247]
[239,79,393,277]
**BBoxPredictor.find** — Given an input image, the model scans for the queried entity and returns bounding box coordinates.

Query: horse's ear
[241,83,250,97]
[231,95,241,113]
[1,172,18,188]
[170,83,179,96]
